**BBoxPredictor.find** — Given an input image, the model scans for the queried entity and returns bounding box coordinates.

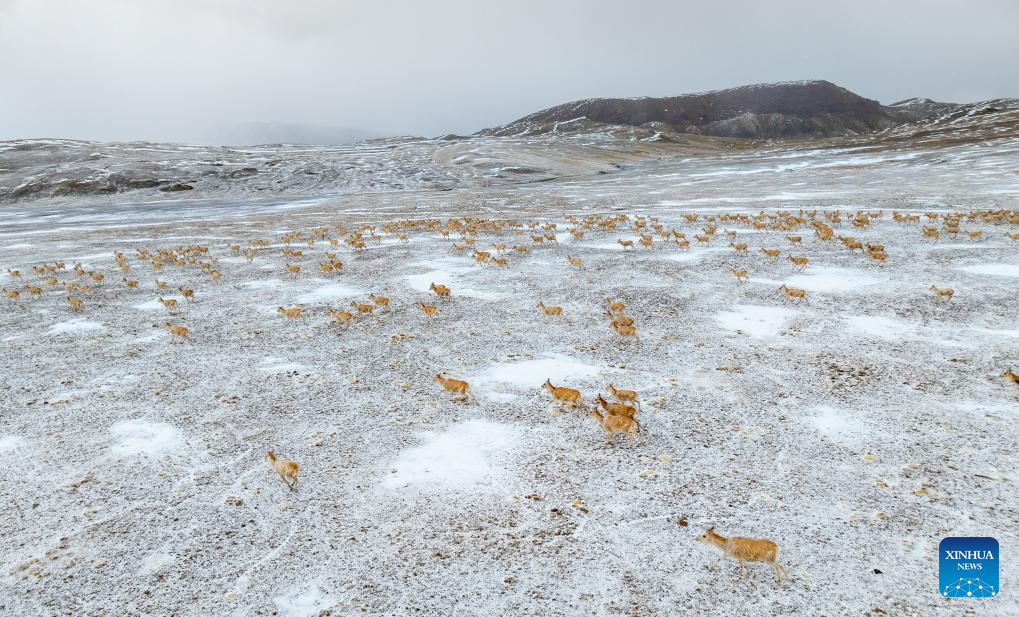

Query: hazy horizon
[1,0,1017,145]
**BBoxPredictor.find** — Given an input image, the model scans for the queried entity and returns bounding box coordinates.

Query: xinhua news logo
[940,537,999,598]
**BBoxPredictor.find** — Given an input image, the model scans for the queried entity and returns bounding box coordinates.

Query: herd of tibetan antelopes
[5,207,1018,583]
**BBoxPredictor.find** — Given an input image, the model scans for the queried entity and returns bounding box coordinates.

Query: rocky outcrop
[483,80,959,139]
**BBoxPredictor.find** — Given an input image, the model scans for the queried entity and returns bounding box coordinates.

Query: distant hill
[482,80,959,139]
[204,122,380,146]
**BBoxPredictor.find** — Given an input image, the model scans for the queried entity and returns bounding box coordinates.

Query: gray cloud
[1,0,1017,143]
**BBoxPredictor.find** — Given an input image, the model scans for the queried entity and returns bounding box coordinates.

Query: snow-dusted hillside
[0,100,1018,616]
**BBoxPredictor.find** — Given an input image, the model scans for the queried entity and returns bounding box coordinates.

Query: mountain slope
[483,80,958,139]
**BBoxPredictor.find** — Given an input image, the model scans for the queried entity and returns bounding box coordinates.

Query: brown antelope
[318,261,336,274]
[675,238,690,250]
[566,255,584,267]
[513,244,529,253]
[330,309,354,326]
[788,256,809,271]
[429,282,451,299]
[3,288,20,300]
[605,299,625,314]
[729,242,748,254]
[435,373,471,400]
[612,322,640,342]
[929,286,954,301]
[493,257,509,267]
[1007,232,1019,242]
[611,314,635,328]
[639,234,653,249]
[419,302,439,317]
[595,394,637,419]
[1002,369,1019,386]
[729,267,749,284]
[277,306,305,321]
[864,243,885,252]
[123,278,139,288]
[351,301,375,314]
[285,263,301,275]
[492,243,507,253]
[779,284,808,304]
[607,384,641,410]
[867,249,887,265]
[178,287,195,302]
[543,379,584,412]
[587,407,642,445]
[695,234,710,245]
[786,235,802,245]
[25,285,42,297]
[696,527,788,583]
[266,451,299,491]
[965,231,983,241]
[618,239,635,250]
[6,269,21,279]
[538,302,564,317]
[155,280,168,289]
[369,294,390,310]
[66,296,83,310]
[473,251,492,265]
[159,297,178,310]
[760,248,781,259]
[165,322,189,341]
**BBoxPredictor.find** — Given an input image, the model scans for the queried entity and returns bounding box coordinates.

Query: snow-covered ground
[0,147,1018,616]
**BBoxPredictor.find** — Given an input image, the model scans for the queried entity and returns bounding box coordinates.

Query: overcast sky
[1,0,1017,144]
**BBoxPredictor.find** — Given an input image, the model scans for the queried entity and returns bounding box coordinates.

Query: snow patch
[752,267,883,293]
[109,421,184,458]
[274,584,336,617]
[0,435,27,453]
[715,305,795,338]
[958,263,1019,277]
[47,319,105,335]
[472,353,604,398]
[382,420,516,491]
[295,282,360,304]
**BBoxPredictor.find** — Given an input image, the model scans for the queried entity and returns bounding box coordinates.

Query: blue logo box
[940,537,999,598]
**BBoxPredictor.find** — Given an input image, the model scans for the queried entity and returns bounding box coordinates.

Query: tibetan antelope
[331,309,354,326]
[566,255,584,267]
[419,302,439,317]
[369,294,390,310]
[435,373,471,401]
[595,394,637,419]
[612,322,640,342]
[607,384,641,410]
[178,287,195,302]
[587,407,642,445]
[66,296,83,310]
[538,302,564,317]
[729,267,749,284]
[164,322,189,341]
[350,301,375,314]
[929,286,954,301]
[543,379,584,413]
[159,297,177,310]
[1002,369,1019,386]
[277,306,306,321]
[266,451,299,490]
[605,299,625,314]
[696,527,788,583]
[429,283,451,299]
[729,242,748,254]
[618,239,635,250]
[779,285,808,304]
[760,248,781,259]
[787,256,809,271]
